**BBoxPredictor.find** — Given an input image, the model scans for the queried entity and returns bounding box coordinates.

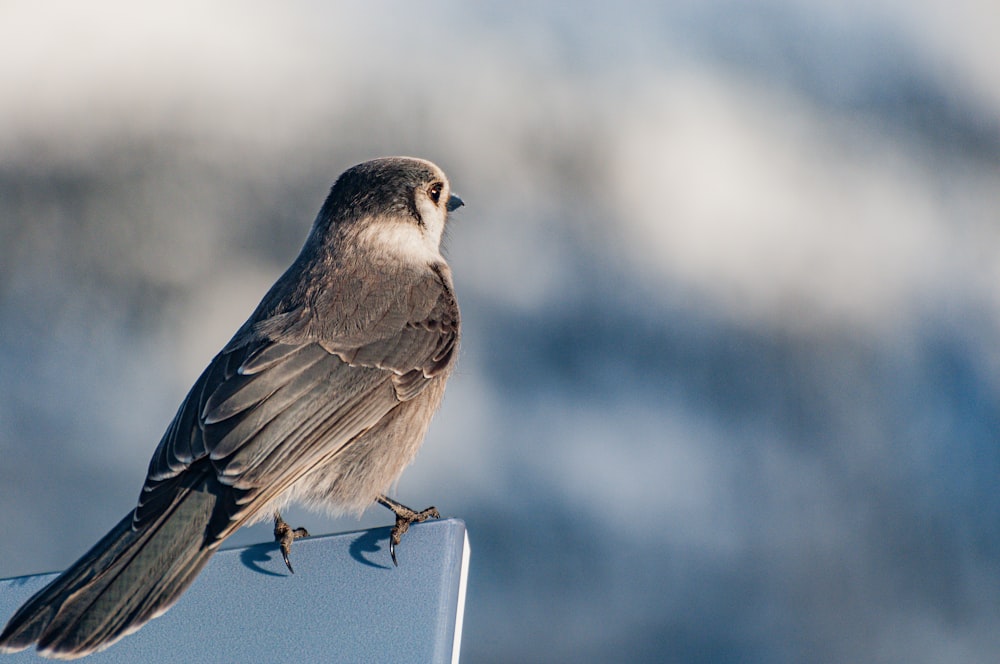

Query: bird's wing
[319,265,459,400]
[135,268,459,540]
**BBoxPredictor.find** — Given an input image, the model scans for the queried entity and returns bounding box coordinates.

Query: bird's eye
[428,182,443,204]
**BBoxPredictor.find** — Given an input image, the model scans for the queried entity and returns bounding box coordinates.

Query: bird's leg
[376,495,440,566]
[273,511,309,574]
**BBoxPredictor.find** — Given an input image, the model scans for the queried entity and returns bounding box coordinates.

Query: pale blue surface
[0,519,469,663]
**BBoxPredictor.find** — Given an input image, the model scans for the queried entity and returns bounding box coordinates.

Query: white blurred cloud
[0,1,358,156]
[611,69,997,332]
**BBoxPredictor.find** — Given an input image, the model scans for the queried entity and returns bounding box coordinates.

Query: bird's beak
[446,194,464,212]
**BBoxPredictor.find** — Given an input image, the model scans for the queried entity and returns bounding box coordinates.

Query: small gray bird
[0,156,463,659]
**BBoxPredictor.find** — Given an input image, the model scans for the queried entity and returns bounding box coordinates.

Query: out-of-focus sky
[1,1,999,662]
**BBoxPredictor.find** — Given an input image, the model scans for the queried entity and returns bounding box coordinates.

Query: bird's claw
[380,498,440,567]
[280,546,295,574]
[273,512,309,574]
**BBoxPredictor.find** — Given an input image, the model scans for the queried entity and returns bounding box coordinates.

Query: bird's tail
[0,478,221,660]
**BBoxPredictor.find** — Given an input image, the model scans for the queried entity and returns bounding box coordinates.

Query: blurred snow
[1,1,999,662]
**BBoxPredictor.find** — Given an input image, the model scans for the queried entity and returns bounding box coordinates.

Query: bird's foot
[376,495,440,566]
[273,512,309,574]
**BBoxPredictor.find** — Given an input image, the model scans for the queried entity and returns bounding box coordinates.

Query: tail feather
[0,478,220,659]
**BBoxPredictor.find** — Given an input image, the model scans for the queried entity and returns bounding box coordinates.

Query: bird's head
[313,156,463,265]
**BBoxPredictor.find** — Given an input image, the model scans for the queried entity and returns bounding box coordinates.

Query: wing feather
[201,344,328,424]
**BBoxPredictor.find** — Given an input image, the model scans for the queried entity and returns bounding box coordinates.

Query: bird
[0,156,463,659]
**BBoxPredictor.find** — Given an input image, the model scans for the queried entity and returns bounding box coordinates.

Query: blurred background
[1,1,999,661]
